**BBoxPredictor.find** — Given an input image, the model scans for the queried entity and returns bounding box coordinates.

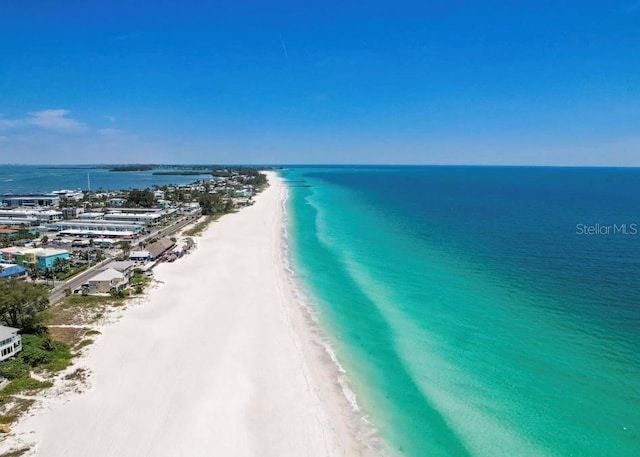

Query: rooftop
[89,268,124,282]
[108,260,136,272]
[130,250,151,258]
[0,325,19,341]
[148,237,175,259]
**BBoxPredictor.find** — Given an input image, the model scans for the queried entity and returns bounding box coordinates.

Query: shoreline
[0,172,379,456]
[278,186,388,456]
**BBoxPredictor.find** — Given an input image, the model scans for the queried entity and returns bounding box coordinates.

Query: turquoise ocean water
[283,166,640,457]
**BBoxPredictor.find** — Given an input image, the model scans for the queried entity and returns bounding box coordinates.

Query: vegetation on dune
[0,334,71,407]
[184,214,223,237]
[0,280,74,414]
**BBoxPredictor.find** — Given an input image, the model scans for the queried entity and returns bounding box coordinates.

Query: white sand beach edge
[3,172,376,457]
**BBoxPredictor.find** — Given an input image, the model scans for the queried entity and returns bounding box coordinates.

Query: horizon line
[1,163,640,169]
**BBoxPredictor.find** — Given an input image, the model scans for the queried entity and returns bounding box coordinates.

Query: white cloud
[0,135,7,140]
[27,109,85,133]
[105,115,116,123]
[0,117,24,131]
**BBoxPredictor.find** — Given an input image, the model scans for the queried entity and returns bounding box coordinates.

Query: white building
[0,326,22,362]
[104,212,164,226]
[46,220,145,236]
[0,209,63,223]
[77,212,105,220]
[0,216,39,226]
[0,194,59,208]
[51,189,84,201]
[86,268,128,294]
[61,207,85,219]
[129,250,151,262]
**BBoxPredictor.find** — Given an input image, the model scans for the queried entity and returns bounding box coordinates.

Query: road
[49,258,112,304]
[134,215,195,248]
[48,214,198,304]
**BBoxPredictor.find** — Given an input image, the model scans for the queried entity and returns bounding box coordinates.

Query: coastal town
[1,167,266,287]
[0,167,268,436]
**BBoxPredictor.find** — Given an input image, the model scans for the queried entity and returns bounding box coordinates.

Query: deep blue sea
[0,165,207,194]
[283,166,640,457]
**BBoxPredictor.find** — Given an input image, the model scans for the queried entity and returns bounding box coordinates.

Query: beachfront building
[108,260,136,281]
[129,250,151,262]
[0,263,27,279]
[0,326,22,362]
[147,237,176,260]
[85,268,128,294]
[0,194,60,208]
[233,188,254,198]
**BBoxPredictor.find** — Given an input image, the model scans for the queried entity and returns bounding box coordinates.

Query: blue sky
[1,1,639,165]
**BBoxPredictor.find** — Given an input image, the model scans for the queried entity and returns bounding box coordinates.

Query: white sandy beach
[3,173,373,457]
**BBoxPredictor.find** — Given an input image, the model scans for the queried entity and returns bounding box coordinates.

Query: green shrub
[19,340,53,366]
[17,335,71,371]
[0,359,30,380]
[109,289,129,299]
[2,377,52,395]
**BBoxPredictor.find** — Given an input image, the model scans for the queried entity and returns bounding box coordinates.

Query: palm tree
[52,257,63,273]
[52,257,70,279]
[43,268,55,287]
[117,240,131,260]
[27,264,39,281]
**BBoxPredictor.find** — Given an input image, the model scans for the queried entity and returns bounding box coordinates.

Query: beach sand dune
[8,173,368,457]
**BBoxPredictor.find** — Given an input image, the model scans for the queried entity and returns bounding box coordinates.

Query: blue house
[0,263,27,278]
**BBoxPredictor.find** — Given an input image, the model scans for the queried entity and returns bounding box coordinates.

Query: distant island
[109,165,154,172]
[152,171,211,176]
